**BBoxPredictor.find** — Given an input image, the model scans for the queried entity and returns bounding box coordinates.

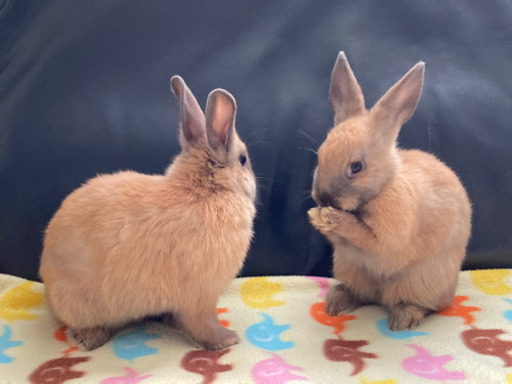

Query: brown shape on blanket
[323,336,377,375]
[461,327,512,367]
[181,348,233,384]
[28,356,91,383]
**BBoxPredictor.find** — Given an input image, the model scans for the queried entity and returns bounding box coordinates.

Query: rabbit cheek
[311,168,322,205]
[331,178,364,212]
[232,168,256,203]
[243,173,257,202]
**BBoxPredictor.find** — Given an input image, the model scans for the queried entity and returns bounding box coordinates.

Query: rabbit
[39,76,257,351]
[308,52,471,331]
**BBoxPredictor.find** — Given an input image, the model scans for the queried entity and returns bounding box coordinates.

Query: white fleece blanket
[1,270,512,383]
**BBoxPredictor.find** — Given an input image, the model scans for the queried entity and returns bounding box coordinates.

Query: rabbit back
[41,168,254,329]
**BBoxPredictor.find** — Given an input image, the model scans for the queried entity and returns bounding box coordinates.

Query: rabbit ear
[205,89,237,162]
[330,51,366,125]
[370,62,425,140]
[170,76,206,145]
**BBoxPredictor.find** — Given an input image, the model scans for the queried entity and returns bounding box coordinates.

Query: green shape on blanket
[0,325,23,363]
[246,313,294,350]
[112,324,160,362]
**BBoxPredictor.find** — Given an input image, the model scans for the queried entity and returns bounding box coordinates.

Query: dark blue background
[1,1,511,280]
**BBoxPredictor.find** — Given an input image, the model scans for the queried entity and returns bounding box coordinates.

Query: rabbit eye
[346,160,364,179]
[350,161,363,174]
[239,154,247,166]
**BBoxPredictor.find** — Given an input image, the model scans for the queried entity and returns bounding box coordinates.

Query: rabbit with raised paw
[308,52,471,331]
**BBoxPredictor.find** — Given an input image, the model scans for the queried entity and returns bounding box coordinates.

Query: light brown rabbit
[39,76,256,350]
[308,52,471,331]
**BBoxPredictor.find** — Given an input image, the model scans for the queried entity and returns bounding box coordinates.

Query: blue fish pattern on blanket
[0,325,23,363]
[112,325,160,362]
[504,299,512,322]
[246,313,294,351]
[376,318,429,339]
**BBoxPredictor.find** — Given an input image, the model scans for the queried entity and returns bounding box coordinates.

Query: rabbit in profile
[308,52,471,331]
[40,76,256,350]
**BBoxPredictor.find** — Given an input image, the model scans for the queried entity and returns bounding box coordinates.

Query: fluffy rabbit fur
[40,76,256,350]
[308,52,471,331]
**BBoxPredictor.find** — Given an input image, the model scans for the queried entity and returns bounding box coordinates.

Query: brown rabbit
[308,52,471,331]
[39,76,256,350]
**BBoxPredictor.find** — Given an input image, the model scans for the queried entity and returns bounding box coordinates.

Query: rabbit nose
[317,192,336,208]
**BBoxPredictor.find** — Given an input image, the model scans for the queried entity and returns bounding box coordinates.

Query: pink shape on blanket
[401,344,466,381]
[307,276,329,298]
[251,352,308,384]
[100,367,152,384]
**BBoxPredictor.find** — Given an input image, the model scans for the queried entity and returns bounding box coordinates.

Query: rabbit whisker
[298,129,321,148]
[296,146,318,155]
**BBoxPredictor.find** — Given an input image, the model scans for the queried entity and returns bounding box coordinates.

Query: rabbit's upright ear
[205,89,237,163]
[171,76,206,146]
[370,62,425,140]
[330,51,366,126]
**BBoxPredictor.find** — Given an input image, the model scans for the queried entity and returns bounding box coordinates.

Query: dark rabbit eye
[346,160,364,179]
[239,154,247,166]
[350,161,363,174]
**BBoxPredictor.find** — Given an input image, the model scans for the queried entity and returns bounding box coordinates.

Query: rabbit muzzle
[312,166,362,212]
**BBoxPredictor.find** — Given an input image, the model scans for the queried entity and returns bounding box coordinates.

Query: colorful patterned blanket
[1,270,512,383]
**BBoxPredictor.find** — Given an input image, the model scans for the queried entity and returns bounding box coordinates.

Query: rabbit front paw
[65,326,114,351]
[388,303,429,331]
[309,206,356,237]
[309,206,343,232]
[197,327,240,351]
[177,310,240,350]
[325,283,361,316]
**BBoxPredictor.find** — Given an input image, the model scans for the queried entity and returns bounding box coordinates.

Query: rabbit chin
[336,195,361,212]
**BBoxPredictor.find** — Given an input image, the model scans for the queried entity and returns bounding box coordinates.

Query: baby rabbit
[39,76,256,350]
[308,52,471,331]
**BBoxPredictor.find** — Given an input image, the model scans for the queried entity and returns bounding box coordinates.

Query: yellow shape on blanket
[0,281,44,321]
[241,277,284,308]
[507,373,512,384]
[360,376,397,384]
[470,269,512,295]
